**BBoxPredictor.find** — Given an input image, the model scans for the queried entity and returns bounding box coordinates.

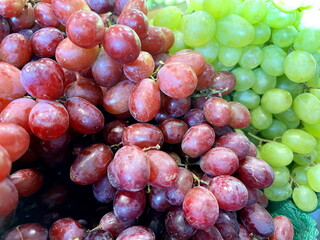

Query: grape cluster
[0,0,296,239]
[152,0,320,213]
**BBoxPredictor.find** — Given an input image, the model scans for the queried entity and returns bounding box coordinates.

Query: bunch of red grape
[0,0,294,239]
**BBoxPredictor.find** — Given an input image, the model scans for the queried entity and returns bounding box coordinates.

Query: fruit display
[0,0,318,239]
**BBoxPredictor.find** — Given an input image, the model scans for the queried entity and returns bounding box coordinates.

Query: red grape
[153,52,170,69]
[114,0,128,14]
[121,0,148,15]
[203,97,231,127]
[0,178,18,217]
[116,226,155,240]
[239,224,251,240]
[192,225,223,240]
[93,175,117,203]
[159,119,188,144]
[86,0,113,14]
[211,71,236,96]
[141,26,165,55]
[160,27,174,53]
[148,187,171,212]
[40,132,70,153]
[163,96,191,118]
[34,2,60,28]
[3,223,48,240]
[100,211,135,237]
[196,63,215,90]
[270,215,294,240]
[214,210,240,240]
[183,108,206,127]
[49,218,85,240]
[0,0,25,18]
[0,146,11,182]
[228,102,251,129]
[103,120,129,145]
[8,3,35,33]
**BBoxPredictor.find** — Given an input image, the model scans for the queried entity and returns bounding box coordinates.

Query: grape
[211,71,236,96]
[238,45,263,70]
[232,67,256,91]
[264,183,293,202]
[148,187,171,212]
[238,156,274,189]
[163,96,191,118]
[8,3,35,33]
[0,178,18,217]
[214,210,240,240]
[293,151,316,166]
[203,97,231,127]
[200,147,239,177]
[273,167,290,187]
[11,168,44,197]
[0,0,24,18]
[307,164,320,192]
[264,1,296,29]
[251,21,272,45]
[260,119,287,140]
[153,6,182,30]
[100,211,135,237]
[216,14,254,48]
[183,108,206,127]
[141,26,166,55]
[275,75,303,99]
[261,45,287,77]
[194,38,219,63]
[232,90,260,110]
[0,16,10,42]
[34,2,60,28]
[238,224,251,240]
[294,28,320,53]
[183,186,219,230]
[0,146,11,182]
[282,129,317,154]
[181,123,215,158]
[293,93,320,124]
[129,78,161,122]
[93,174,116,204]
[239,203,275,238]
[84,229,113,240]
[195,63,215,90]
[121,0,148,16]
[272,25,299,48]
[86,0,113,14]
[252,67,277,95]
[116,226,155,240]
[159,119,188,144]
[192,225,223,240]
[241,0,267,24]
[202,0,233,19]
[291,166,309,186]
[3,223,48,240]
[274,107,300,129]
[270,215,294,240]
[261,88,292,114]
[250,106,273,130]
[169,29,187,54]
[218,45,242,67]
[228,102,251,129]
[182,11,216,47]
[49,218,85,240]
[292,185,318,212]
[260,141,293,167]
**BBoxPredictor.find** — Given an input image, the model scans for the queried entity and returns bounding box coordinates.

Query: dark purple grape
[84,229,113,240]
[93,175,117,204]
[4,223,48,240]
[214,210,240,240]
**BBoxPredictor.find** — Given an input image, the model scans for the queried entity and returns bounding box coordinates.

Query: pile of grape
[0,0,302,239]
[152,0,320,214]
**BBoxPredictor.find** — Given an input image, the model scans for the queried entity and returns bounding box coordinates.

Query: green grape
[238,46,263,70]
[307,164,320,192]
[275,75,304,99]
[216,14,255,48]
[312,50,320,63]
[264,183,292,202]
[282,129,317,154]
[260,142,293,167]
[252,68,277,94]
[189,0,203,11]
[310,89,320,100]
[232,90,260,110]
[272,0,304,12]
[251,22,272,45]
[194,39,219,63]
[211,59,235,72]
[153,6,182,30]
[293,28,320,54]
[241,0,267,24]
[228,0,243,15]
[264,1,296,29]
[260,45,286,77]
[260,119,287,140]
[250,106,273,130]
[218,45,242,67]
[303,121,320,138]
[274,107,300,128]
[273,166,290,186]
[306,74,320,88]
[260,88,292,114]
[202,0,233,19]
[169,29,187,54]
[293,93,320,124]
[182,11,216,47]
[232,67,256,91]
[293,151,317,166]
[292,185,318,212]
[271,25,299,48]
[284,50,317,83]
[291,166,309,186]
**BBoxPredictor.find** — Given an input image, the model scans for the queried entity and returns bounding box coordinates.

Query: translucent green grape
[292,185,318,212]
[182,11,216,47]
[232,67,256,91]
[260,45,287,77]
[272,0,304,12]
[260,88,292,114]
[264,1,296,29]
[275,75,304,99]
[293,93,320,124]
[238,46,263,69]
[294,28,320,53]
[271,25,299,48]
[153,6,182,30]
[169,29,187,54]
[252,68,277,94]
[293,151,317,166]
[282,129,317,154]
[273,166,290,186]
[241,0,267,24]
[307,164,320,192]
[202,0,233,19]
[218,45,242,67]
[216,14,255,48]
[250,106,273,130]
[251,22,271,45]
[284,50,317,83]
[194,39,219,63]
[260,119,287,140]
[260,142,293,167]
[291,166,309,186]
[232,90,260,110]
[264,183,292,202]
[303,121,320,138]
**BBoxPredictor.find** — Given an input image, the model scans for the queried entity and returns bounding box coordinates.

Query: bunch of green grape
[151,0,320,212]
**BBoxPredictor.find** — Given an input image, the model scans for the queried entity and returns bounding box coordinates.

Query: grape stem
[247,132,274,146]
[87,225,102,233]
[142,144,161,151]
[191,172,208,186]
[190,87,229,99]
[110,142,123,150]
[151,61,165,80]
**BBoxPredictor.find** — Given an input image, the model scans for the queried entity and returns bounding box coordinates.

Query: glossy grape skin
[270,215,294,240]
[0,98,37,134]
[183,108,206,127]
[211,71,236,96]
[8,3,35,33]
[70,144,113,185]
[29,101,69,141]
[165,208,197,240]
[103,24,141,64]
[192,225,223,240]
[112,145,149,191]
[204,97,231,127]
[31,27,64,57]
[0,33,31,68]
[200,147,239,177]
[181,123,215,158]
[116,226,155,240]
[240,203,275,238]
[85,0,113,14]
[238,156,274,189]
[92,175,116,204]
[0,0,24,18]
[183,186,219,230]
[214,210,240,240]
[0,178,18,217]
[11,168,44,197]
[228,102,251,129]
[122,123,163,149]
[0,122,30,162]
[0,146,11,182]
[49,218,85,240]
[84,229,113,240]
[66,10,104,48]
[129,78,161,122]
[148,187,171,212]
[34,2,60,28]
[159,119,188,144]
[3,223,48,240]
[141,25,166,55]
[157,62,198,98]
[65,97,105,135]
[163,96,191,118]
[103,120,128,145]
[121,0,148,15]
[208,175,248,211]
[114,189,146,221]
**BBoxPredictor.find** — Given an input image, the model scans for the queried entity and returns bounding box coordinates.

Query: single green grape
[264,183,292,202]
[291,166,310,186]
[250,106,273,130]
[282,129,317,154]
[271,25,299,48]
[310,89,320,100]
[260,119,287,140]
[232,89,260,110]
[232,67,256,91]
[261,88,292,114]
[293,93,320,124]
[307,164,320,192]
[260,141,293,167]
[202,0,233,19]
[251,22,272,45]
[275,75,304,99]
[284,50,317,83]
[260,45,287,77]
[169,29,187,54]
[238,45,263,70]
[218,45,242,67]
[153,6,182,30]
[264,1,296,29]
[292,185,318,212]
[303,121,320,138]
[194,38,219,63]
[241,0,267,24]
[294,28,320,54]
[252,68,277,94]
[273,166,290,186]
[182,11,216,47]
[293,151,317,166]
[274,107,300,129]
